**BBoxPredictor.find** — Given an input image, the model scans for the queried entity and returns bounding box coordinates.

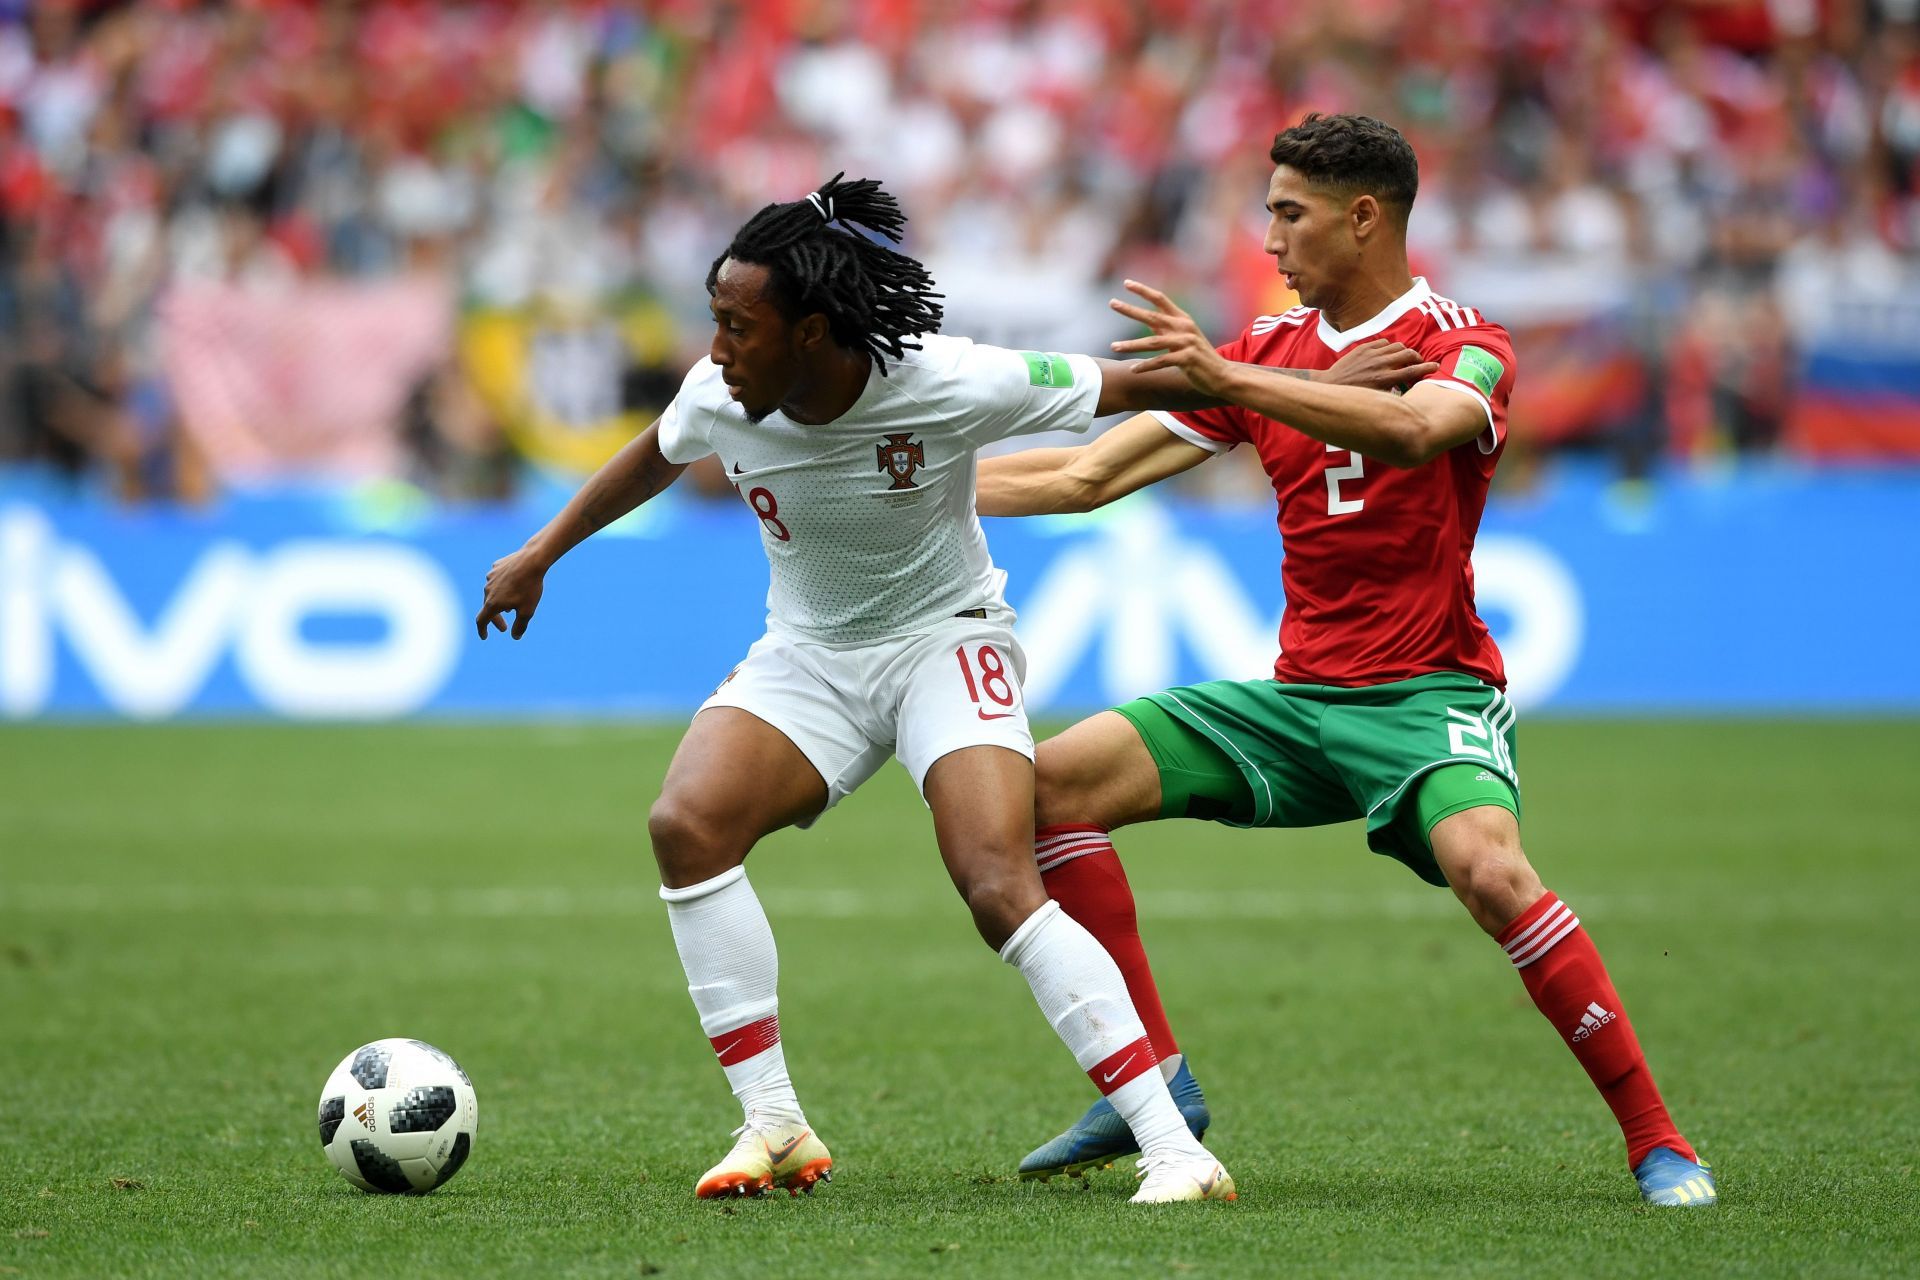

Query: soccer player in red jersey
[978,114,1716,1207]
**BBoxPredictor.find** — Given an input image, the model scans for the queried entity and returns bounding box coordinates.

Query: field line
[0,882,1904,923]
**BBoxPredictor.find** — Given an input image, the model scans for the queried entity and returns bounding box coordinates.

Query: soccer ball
[316,1038,478,1193]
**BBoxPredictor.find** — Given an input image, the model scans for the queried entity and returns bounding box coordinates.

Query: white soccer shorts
[698,612,1034,818]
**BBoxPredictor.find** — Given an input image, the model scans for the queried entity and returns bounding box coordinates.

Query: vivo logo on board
[0,507,461,719]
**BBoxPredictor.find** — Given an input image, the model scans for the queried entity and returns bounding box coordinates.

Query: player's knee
[646,796,742,887]
[1453,845,1543,934]
[1433,808,1541,932]
[957,864,1047,951]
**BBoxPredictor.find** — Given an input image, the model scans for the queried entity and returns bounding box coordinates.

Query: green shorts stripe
[1158,689,1279,825]
[1112,698,1258,826]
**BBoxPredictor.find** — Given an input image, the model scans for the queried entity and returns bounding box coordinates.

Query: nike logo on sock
[714,1039,743,1059]
[1087,1035,1156,1093]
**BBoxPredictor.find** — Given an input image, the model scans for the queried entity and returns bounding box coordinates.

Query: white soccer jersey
[656,335,1102,643]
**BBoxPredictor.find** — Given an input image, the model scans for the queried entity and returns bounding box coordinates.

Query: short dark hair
[708,173,943,373]
[1269,113,1419,218]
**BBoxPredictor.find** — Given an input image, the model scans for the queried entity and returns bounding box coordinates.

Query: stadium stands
[3,0,1918,503]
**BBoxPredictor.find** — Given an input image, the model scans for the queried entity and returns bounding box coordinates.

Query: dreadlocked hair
[707,173,944,374]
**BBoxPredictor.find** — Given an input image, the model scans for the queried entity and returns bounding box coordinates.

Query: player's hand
[1319,339,1439,393]
[1108,280,1233,396]
[475,547,547,640]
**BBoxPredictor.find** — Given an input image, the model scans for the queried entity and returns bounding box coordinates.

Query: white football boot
[1130,1148,1237,1203]
[694,1116,833,1199]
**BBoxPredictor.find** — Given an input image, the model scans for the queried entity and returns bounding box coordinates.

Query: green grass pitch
[2,719,1916,1278]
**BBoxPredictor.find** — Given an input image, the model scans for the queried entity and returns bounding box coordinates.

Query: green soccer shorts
[1111,672,1521,886]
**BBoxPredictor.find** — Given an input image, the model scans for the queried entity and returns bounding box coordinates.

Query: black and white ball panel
[388,1086,458,1133]
[349,1043,392,1089]
[317,1095,345,1147]
[317,1038,478,1194]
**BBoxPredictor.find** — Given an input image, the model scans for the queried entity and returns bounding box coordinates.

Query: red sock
[1499,891,1695,1168]
[1033,824,1179,1061]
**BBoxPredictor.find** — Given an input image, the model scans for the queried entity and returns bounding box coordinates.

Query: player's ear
[794,312,831,351]
[1350,193,1382,243]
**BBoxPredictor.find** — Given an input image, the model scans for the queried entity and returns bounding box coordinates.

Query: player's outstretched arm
[475,422,687,639]
[1110,281,1473,468]
[1092,358,1224,414]
[1091,339,1432,416]
[977,412,1212,516]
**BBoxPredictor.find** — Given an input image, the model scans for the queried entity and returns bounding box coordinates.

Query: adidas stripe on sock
[1035,823,1113,874]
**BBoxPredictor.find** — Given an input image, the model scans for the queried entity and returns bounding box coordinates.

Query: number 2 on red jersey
[1324,443,1364,516]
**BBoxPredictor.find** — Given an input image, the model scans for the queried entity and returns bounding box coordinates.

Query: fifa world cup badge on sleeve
[1453,346,1505,399]
[1019,351,1075,388]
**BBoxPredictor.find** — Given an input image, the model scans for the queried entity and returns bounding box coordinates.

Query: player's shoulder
[883,328,1036,378]
[1410,284,1512,347]
[867,332,981,394]
[885,332,1074,398]
[888,331,977,371]
[673,356,733,408]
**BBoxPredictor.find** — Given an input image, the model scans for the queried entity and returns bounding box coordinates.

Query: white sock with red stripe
[1033,823,1182,1078]
[659,865,805,1127]
[999,900,1207,1161]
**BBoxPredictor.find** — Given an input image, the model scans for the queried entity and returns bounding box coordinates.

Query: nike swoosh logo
[977,710,1015,721]
[714,1039,743,1059]
[765,1130,809,1163]
[1198,1165,1221,1195]
[1101,1054,1136,1084]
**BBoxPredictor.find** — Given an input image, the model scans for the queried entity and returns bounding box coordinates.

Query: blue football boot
[1633,1146,1718,1206]
[1018,1059,1210,1180]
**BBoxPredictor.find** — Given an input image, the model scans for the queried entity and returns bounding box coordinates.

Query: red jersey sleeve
[1149,329,1257,452]
[1418,322,1517,453]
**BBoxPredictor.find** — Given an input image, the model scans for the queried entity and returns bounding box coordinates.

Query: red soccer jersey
[1156,277,1516,689]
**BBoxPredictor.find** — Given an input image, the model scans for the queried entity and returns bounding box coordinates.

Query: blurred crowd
[3,0,1918,505]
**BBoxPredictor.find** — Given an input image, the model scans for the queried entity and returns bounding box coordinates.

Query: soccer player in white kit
[475,175,1425,1204]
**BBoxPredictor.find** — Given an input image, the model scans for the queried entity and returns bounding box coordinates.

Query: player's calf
[999,901,1232,1203]
[1428,791,1708,1199]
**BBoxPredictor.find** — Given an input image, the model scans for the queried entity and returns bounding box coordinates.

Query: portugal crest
[876,433,925,490]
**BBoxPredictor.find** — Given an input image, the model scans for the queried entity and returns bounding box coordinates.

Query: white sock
[1000,901,1206,1160]
[660,866,804,1127]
